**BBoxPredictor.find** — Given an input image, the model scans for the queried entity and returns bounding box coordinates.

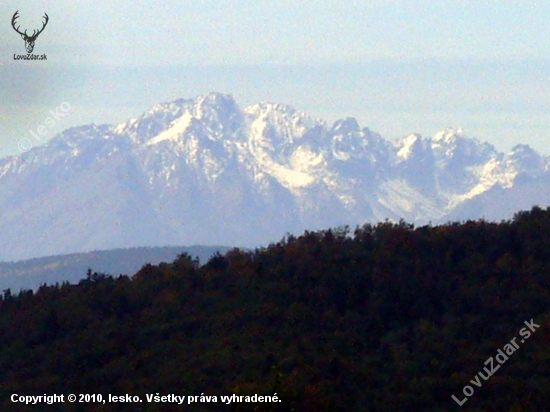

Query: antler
[29,13,49,39]
[11,11,27,37]
[11,11,49,53]
[11,11,49,40]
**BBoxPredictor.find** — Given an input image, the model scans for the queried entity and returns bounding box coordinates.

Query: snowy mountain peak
[432,127,465,143]
[0,93,548,261]
[193,92,240,120]
[331,118,360,134]
[510,143,538,158]
[507,144,547,175]
[430,128,498,167]
[197,91,236,106]
[244,101,324,149]
[396,133,423,160]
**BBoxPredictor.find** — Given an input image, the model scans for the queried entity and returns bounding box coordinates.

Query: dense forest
[1,206,550,411]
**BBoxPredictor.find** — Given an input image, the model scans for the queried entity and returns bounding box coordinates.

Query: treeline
[1,207,550,410]
[0,245,230,292]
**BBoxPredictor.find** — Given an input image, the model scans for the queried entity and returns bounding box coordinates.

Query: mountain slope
[0,245,230,292]
[0,92,548,260]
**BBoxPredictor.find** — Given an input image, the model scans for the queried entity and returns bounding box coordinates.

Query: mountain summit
[1,92,549,261]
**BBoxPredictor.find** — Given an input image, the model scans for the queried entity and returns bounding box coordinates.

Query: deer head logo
[11,11,49,54]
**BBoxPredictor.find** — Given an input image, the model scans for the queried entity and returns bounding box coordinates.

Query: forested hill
[0,245,231,292]
[1,207,550,411]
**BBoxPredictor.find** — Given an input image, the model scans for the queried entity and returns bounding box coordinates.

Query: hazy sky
[1,1,549,156]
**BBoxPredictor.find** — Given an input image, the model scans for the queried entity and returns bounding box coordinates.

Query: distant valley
[0,245,230,292]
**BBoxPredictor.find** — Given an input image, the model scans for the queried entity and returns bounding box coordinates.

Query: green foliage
[1,206,550,410]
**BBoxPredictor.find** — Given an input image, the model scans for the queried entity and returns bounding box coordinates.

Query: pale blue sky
[1,1,549,155]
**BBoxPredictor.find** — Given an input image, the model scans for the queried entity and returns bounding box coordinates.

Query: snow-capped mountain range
[1,92,549,261]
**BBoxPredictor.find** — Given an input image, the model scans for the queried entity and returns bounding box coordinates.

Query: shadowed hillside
[0,207,550,410]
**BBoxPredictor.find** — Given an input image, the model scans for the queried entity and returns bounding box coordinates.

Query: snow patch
[146,113,193,146]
